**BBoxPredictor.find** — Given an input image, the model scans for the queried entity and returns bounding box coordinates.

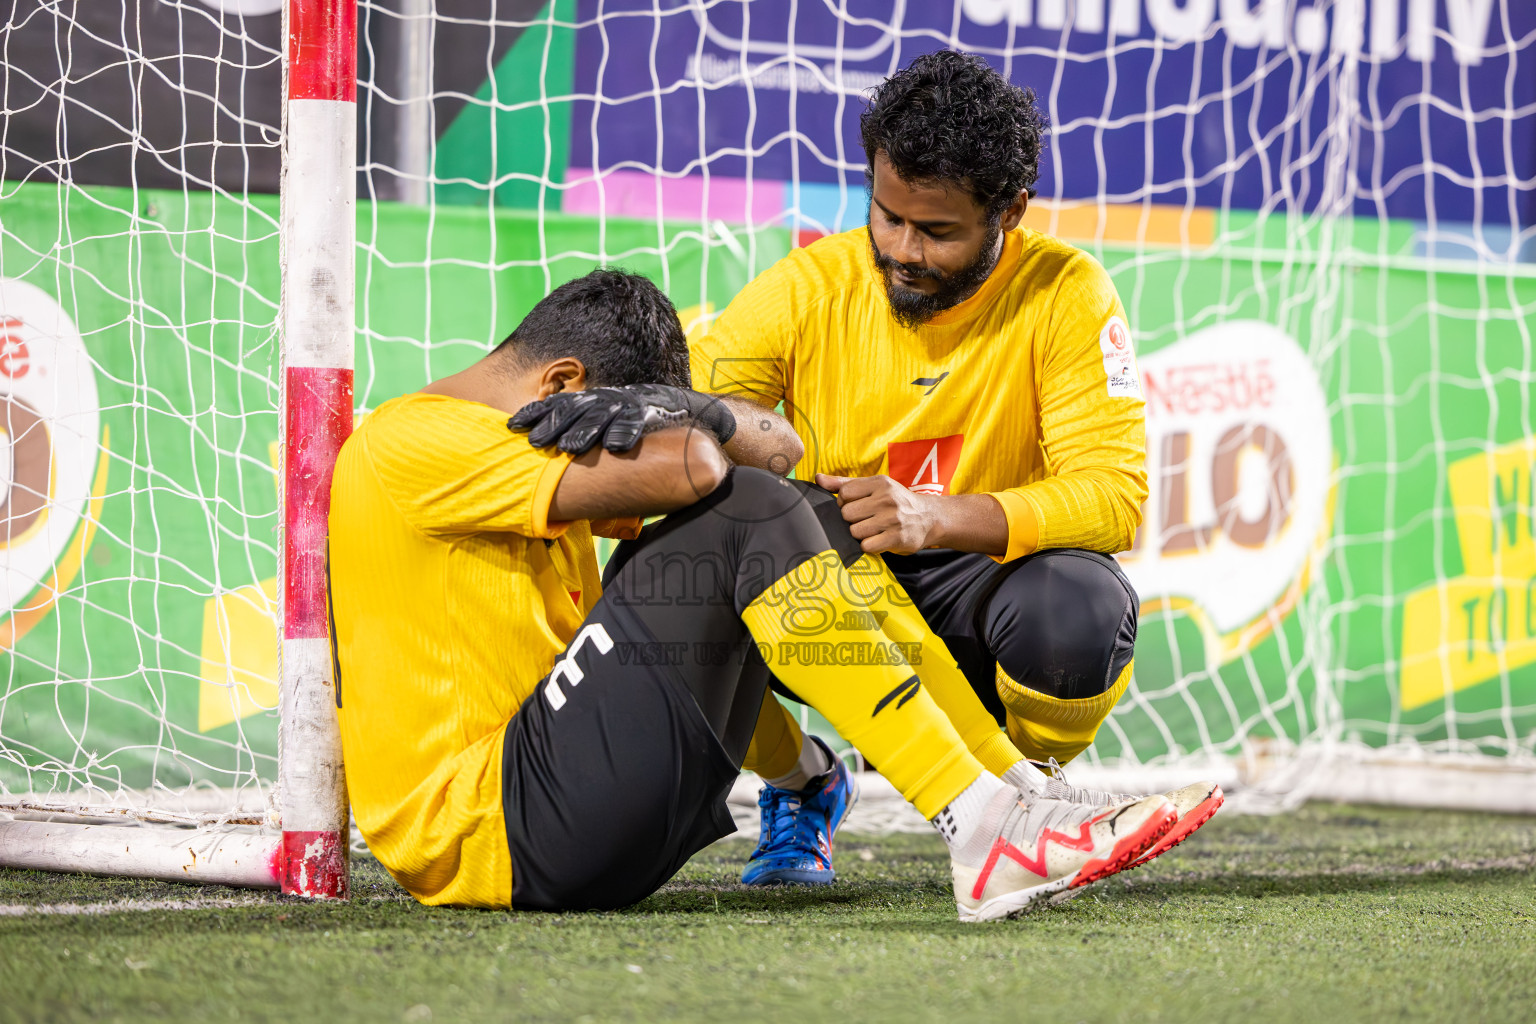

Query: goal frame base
[0,819,284,889]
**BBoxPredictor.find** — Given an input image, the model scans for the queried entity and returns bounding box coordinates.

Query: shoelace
[753,786,807,859]
[1030,759,1137,807]
[1013,790,1123,848]
[1032,758,1067,781]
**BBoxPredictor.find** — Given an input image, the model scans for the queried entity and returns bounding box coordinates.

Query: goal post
[0,0,357,898]
[277,0,357,899]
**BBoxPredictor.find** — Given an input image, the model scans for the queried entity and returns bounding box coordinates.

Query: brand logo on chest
[887,435,964,496]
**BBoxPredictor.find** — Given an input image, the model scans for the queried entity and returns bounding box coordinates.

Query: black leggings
[504,467,860,909]
[599,467,862,761]
[883,547,1139,723]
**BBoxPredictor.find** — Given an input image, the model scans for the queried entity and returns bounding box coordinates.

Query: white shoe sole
[957,873,1076,922]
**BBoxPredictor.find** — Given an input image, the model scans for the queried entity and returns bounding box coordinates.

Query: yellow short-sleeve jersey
[689,226,1148,560]
[328,393,634,908]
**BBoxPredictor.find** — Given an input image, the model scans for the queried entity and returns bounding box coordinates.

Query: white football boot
[1000,761,1224,906]
[950,787,1176,922]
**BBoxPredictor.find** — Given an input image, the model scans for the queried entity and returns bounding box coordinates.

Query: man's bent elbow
[749,428,802,477]
[1110,492,1144,553]
[778,432,805,475]
[679,430,730,502]
[1109,468,1148,553]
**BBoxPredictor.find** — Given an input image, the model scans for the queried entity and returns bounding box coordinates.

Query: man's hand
[816,473,1012,556]
[509,384,736,455]
[816,473,943,554]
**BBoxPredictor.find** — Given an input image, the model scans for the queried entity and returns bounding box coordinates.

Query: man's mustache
[873,251,943,281]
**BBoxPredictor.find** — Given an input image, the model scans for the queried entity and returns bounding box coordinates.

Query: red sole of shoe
[1067,801,1178,889]
[1128,787,1224,869]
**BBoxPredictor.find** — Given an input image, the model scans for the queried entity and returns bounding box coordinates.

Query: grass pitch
[2,803,1533,1024]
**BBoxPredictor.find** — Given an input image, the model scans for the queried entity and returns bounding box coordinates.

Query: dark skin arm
[422,353,731,522]
[715,395,803,476]
[550,427,729,521]
[816,473,1009,556]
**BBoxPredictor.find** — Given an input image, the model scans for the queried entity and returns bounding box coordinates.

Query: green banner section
[431,0,577,211]
[0,182,788,792]
[1089,217,1536,764]
[2,180,1533,795]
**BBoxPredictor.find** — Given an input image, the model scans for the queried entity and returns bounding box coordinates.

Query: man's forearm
[550,428,729,521]
[930,493,1010,556]
[715,395,804,475]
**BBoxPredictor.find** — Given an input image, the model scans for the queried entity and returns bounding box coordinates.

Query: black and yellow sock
[845,554,1027,779]
[741,551,984,819]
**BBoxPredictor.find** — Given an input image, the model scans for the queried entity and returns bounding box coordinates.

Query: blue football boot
[740,736,860,886]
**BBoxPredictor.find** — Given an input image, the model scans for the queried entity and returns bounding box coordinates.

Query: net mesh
[2,1,1534,838]
[1,0,285,822]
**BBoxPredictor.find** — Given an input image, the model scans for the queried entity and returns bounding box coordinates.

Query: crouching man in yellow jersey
[686,51,1223,887]
[329,268,1179,919]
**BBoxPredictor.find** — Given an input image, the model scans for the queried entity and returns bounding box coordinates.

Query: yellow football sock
[742,689,804,781]
[846,554,1027,778]
[741,551,984,819]
[997,660,1134,766]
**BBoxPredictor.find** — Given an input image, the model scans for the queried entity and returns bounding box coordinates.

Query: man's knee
[981,549,1137,700]
[677,468,859,609]
[718,465,800,510]
[709,469,860,567]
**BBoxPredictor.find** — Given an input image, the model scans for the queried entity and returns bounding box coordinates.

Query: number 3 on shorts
[543,623,615,710]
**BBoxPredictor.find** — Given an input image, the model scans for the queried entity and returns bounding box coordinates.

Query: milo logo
[1119,321,1334,662]
[0,280,103,636]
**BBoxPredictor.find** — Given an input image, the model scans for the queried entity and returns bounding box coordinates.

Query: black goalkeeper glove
[507,384,737,455]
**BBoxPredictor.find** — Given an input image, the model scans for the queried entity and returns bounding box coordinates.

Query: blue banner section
[570,0,1535,229]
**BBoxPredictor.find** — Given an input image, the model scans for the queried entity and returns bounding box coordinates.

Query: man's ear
[999,191,1028,233]
[535,357,587,400]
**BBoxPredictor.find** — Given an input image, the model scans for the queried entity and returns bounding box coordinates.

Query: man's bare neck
[419,360,529,416]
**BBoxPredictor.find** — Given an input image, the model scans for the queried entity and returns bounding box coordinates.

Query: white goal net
[2,0,1535,882]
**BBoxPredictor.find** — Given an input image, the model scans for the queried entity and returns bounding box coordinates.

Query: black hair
[492,268,691,388]
[860,49,1048,220]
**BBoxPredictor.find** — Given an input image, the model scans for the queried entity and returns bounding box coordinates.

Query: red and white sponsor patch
[887,435,963,496]
[1099,316,1141,399]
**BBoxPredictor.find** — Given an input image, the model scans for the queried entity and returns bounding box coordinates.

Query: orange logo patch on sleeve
[886,435,964,496]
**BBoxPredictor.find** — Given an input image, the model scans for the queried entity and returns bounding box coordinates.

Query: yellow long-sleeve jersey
[329,393,636,908]
[690,226,1148,560]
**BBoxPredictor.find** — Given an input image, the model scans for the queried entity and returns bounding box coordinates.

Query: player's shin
[739,551,984,822]
[847,554,1028,779]
[996,660,1134,766]
[742,688,809,785]
[741,557,1172,919]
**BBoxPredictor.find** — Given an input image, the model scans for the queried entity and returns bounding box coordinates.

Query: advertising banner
[1101,242,1536,762]
[0,182,787,791]
[8,3,1529,247]
[567,0,1536,230]
[5,181,1534,791]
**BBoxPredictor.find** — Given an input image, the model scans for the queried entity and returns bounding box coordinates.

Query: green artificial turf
[2,803,1533,1024]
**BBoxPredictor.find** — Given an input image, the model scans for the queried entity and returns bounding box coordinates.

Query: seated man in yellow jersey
[328,267,1178,920]
[685,51,1224,886]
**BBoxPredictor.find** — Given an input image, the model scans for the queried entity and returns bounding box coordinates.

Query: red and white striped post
[279,0,356,898]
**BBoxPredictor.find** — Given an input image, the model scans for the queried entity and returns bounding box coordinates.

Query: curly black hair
[860,49,1047,219]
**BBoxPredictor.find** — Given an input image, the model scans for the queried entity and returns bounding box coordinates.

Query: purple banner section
[569,1,1536,231]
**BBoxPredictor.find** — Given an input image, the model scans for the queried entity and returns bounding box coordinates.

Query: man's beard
[869,220,1002,329]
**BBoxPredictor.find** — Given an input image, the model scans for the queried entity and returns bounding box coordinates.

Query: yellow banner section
[197,442,283,732]
[197,578,280,732]
[1400,437,1536,710]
